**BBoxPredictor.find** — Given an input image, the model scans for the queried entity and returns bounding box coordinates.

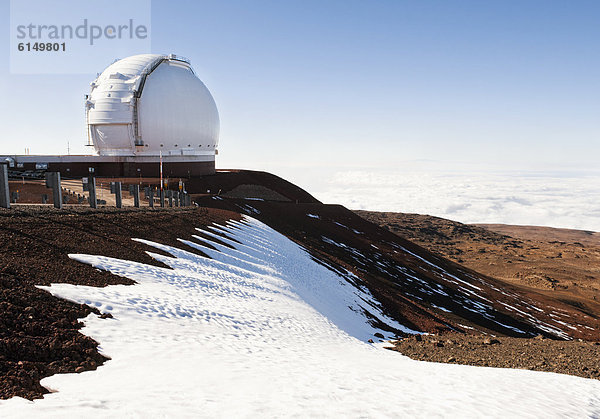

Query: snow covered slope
[197,198,600,340]
[1,216,599,417]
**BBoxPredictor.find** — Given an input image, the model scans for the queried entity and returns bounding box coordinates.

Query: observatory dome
[86,54,219,157]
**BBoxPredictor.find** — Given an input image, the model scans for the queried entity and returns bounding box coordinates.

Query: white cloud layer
[309,166,600,232]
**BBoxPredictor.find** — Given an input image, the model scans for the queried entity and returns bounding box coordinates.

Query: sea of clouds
[304,165,600,232]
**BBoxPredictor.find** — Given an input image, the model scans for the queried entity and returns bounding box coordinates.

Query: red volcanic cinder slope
[193,171,599,341]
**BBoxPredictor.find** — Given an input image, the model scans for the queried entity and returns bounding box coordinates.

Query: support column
[0,162,9,209]
[88,177,97,209]
[114,181,122,208]
[45,172,62,209]
[132,185,140,208]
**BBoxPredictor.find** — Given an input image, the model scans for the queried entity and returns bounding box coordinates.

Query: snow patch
[2,216,599,416]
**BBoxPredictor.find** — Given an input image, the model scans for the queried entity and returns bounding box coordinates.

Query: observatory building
[2,54,219,177]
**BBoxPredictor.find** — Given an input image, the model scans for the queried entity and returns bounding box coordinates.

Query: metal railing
[0,169,193,210]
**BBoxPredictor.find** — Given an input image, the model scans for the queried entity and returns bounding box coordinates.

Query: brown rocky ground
[356,210,600,377]
[355,211,600,319]
[390,332,600,380]
[0,206,239,400]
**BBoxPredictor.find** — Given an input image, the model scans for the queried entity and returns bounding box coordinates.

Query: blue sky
[2,0,599,167]
[1,1,599,225]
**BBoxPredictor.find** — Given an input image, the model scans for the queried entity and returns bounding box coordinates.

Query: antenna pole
[159,151,163,192]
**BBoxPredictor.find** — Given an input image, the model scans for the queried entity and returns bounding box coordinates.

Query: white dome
[86,54,219,157]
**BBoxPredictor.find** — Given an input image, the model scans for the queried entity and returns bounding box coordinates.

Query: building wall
[4,157,215,178]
